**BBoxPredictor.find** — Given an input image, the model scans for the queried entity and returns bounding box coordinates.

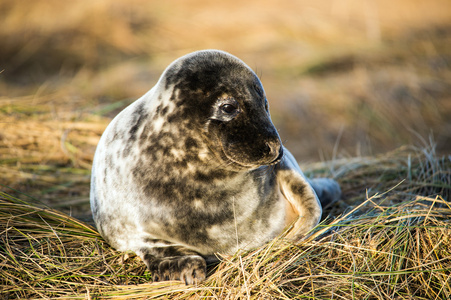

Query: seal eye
[221,104,237,114]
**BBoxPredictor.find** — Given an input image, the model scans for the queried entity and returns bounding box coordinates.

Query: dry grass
[1,1,450,212]
[1,144,450,299]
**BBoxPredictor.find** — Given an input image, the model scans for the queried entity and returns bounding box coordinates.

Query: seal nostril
[265,142,276,155]
[270,139,281,150]
[265,140,282,162]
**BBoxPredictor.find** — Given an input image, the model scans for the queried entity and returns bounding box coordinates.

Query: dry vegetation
[1,0,451,298]
[1,145,450,299]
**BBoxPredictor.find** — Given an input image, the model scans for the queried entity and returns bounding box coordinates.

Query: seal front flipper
[137,244,206,285]
[276,148,322,240]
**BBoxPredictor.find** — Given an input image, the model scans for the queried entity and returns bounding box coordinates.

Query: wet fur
[90,50,341,284]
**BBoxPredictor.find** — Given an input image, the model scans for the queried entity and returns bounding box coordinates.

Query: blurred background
[1,0,450,216]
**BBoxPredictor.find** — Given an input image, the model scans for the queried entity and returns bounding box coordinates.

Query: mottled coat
[90,50,340,284]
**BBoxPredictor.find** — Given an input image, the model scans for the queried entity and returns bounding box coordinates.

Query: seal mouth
[221,149,258,169]
[220,144,284,169]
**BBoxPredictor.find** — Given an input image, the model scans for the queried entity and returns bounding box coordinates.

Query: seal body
[90,50,341,284]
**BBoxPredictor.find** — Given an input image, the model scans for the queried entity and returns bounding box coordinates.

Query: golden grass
[1,145,450,299]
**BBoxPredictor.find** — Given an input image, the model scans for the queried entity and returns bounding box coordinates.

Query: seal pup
[90,50,341,284]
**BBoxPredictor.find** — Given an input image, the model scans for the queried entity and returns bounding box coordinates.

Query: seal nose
[265,139,283,163]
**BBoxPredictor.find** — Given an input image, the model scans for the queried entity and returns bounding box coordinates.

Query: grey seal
[90,50,341,284]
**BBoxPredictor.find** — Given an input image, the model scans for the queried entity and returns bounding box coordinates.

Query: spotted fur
[90,50,341,284]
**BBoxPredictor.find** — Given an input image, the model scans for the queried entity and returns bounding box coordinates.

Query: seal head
[160,50,283,170]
